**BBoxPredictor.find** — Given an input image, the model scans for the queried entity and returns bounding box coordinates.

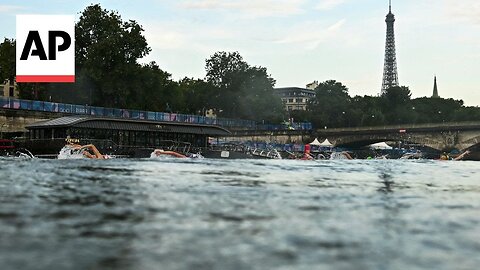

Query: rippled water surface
[1,158,479,270]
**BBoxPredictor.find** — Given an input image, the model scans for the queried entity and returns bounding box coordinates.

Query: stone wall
[0,109,53,135]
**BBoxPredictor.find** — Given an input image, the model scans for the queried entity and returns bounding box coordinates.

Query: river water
[0,158,479,270]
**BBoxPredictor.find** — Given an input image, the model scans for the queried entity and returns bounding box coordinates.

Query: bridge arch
[316,122,480,152]
[331,134,444,151]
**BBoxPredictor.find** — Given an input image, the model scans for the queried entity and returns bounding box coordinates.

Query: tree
[206,51,248,89]
[177,78,218,115]
[351,95,386,127]
[452,106,480,122]
[17,83,48,100]
[381,86,414,124]
[75,4,151,107]
[237,66,284,122]
[382,86,411,106]
[204,51,284,122]
[411,97,463,124]
[132,62,180,112]
[0,38,15,84]
[308,80,352,128]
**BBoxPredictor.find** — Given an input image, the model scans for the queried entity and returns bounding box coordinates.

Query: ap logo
[16,15,75,83]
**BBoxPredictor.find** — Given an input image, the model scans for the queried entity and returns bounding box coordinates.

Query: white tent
[369,142,393,150]
[309,138,322,146]
[320,139,333,147]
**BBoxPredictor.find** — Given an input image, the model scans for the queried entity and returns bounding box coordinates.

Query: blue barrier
[0,97,261,129]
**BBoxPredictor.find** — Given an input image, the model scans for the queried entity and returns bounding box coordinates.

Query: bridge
[225,122,480,152]
[2,97,480,152]
[0,97,311,138]
[0,96,256,137]
[314,122,480,151]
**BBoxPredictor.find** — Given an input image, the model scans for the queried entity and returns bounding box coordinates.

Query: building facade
[275,87,316,111]
[0,79,18,98]
[24,116,231,156]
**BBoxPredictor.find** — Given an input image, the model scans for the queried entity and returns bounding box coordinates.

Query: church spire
[432,76,440,98]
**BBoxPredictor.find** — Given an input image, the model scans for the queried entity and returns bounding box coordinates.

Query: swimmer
[301,152,314,160]
[330,151,353,160]
[70,144,107,159]
[439,150,470,161]
[151,149,187,158]
[453,150,470,161]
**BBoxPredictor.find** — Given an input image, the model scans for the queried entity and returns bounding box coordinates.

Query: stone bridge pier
[1,109,53,138]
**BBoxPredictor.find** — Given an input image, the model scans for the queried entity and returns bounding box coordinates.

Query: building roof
[275,87,315,92]
[274,87,316,98]
[26,116,231,136]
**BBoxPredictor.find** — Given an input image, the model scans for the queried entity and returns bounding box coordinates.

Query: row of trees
[0,4,285,122]
[291,80,480,128]
[1,4,479,127]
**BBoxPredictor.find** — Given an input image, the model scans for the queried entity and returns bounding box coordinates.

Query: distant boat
[201,143,281,159]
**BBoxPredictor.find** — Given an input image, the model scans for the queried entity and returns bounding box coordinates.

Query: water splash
[57,145,87,159]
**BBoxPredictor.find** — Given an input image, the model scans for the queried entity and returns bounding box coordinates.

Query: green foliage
[351,95,386,126]
[177,78,217,115]
[75,4,151,107]
[0,38,15,83]
[382,86,412,105]
[308,80,352,128]
[17,83,48,101]
[129,62,177,111]
[206,51,249,89]
[305,82,480,128]
[380,86,414,124]
[204,51,284,122]
[411,97,463,123]
[452,106,480,122]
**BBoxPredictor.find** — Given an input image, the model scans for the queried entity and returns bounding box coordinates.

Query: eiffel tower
[381,0,399,94]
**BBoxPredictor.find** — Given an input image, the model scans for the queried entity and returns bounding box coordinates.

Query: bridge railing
[0,97,256,129]
[256,122,313,131]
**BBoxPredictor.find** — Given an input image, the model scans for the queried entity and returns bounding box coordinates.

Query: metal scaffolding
[381,0,399,94]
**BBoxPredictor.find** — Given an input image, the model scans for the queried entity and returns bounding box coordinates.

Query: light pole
[342,111,351,128]
[412,106,416,124]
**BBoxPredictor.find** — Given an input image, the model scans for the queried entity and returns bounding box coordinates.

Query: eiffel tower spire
[381,0,399,94]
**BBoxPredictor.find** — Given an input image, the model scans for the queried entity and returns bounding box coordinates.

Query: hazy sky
[1,0,479,105]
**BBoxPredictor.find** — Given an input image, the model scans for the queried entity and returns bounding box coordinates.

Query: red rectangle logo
[16,75,75,83]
